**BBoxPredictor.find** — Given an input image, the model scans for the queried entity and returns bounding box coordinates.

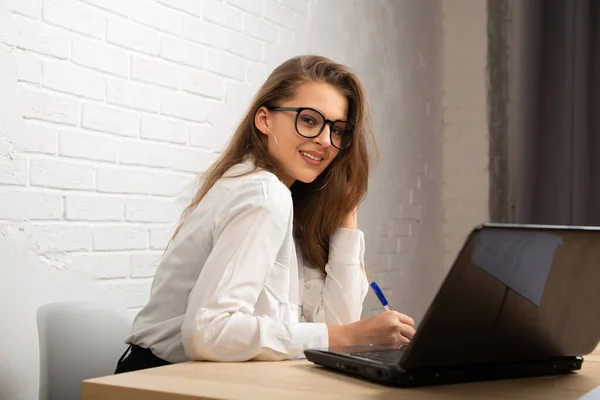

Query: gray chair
[36,301,132,400]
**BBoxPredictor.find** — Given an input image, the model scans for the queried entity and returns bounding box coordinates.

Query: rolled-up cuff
[290,322,329,358]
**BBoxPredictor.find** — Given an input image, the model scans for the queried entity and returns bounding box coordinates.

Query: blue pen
[370,281,392,311]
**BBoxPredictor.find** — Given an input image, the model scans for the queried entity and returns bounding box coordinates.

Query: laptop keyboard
[348,349,406,363]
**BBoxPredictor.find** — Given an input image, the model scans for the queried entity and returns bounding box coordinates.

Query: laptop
[304,223,600,387]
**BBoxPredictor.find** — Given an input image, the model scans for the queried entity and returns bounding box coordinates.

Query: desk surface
[83,346,600,400]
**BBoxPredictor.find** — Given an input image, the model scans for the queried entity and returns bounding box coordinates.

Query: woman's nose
[314,124,332,148]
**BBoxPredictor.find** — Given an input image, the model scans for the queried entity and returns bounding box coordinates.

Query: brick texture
[441,0,490,270]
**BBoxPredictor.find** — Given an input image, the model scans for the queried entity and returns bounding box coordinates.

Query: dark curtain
[506,0,600,226]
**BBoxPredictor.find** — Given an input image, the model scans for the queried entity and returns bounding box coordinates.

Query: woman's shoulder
[217,160,291,211]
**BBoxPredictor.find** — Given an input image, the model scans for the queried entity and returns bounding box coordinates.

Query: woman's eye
[301,117,316,125]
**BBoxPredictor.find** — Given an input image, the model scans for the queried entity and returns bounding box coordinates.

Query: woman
[115,55,415,373]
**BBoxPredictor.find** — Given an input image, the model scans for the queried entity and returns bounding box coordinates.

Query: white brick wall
[8,15,71,58]
[15,122,58,154]
[30,158,95,190]
[81,103,138,136]
[157,0,200,17]
[93,225,147,251]
[18,85,80,125]
[59,129,119,162]
[26,223,92,252]
[0,188,63,220]
[72,37,130,77]
[14,50,42,83]
[43,0,106,39]
[140,115,188,143]
[442,0,490,269]
[1,1,490,397]
[107,79,162,112]
[97,166,151,194]
[159,35,205,69]
[65,193,124,221]
[2,0,291,323]
[106,17,160,54]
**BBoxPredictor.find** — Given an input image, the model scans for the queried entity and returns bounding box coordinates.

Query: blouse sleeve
[181,178,328,362]
[301,227,369,325]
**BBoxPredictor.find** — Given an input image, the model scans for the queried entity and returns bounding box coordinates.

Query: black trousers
[114,344,171,374]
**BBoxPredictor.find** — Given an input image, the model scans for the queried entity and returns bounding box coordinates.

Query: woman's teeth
[300,151,322,161]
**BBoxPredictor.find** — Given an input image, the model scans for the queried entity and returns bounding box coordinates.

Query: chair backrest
[36,301,132,400]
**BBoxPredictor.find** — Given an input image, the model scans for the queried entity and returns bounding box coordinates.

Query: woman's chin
[287,163,329,185]
[292,171,320,185]
[295,177,318,184]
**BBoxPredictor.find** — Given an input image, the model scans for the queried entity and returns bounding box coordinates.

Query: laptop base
[304,349,583,387]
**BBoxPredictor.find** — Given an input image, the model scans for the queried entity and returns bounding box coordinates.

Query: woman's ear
[254,106,270,136]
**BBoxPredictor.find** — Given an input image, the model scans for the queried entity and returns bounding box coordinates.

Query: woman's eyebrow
[290,103,347,121]
[317,107,348,122]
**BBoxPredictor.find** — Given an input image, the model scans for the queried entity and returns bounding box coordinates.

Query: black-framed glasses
[267,107,354,150]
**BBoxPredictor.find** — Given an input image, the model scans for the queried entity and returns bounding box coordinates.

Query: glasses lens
[331,121,353,149]
[296,109,325,138]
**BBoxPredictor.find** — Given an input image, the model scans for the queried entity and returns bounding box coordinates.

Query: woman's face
[256,81,349,187]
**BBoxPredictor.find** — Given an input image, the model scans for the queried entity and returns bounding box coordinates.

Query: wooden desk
[83,346,600,400]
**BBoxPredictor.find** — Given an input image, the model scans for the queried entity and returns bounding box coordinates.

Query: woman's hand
[328,311,416,347]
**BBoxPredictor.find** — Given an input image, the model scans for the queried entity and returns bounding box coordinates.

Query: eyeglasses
[267,107,354,150]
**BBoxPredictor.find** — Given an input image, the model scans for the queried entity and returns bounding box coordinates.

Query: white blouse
[126,160,369,363]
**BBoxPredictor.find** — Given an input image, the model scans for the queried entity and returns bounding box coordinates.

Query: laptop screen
[401,225,600,369]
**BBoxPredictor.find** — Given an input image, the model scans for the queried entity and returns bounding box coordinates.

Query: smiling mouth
[300,151,323,161]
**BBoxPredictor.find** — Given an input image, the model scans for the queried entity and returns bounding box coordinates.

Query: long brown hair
[172,55,377,275]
